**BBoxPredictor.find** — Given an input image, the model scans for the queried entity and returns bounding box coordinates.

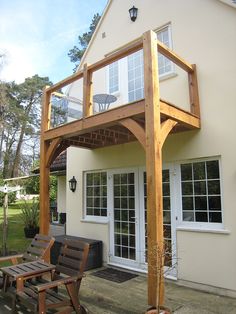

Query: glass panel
[183,211,194,221]
[194,181,206,195]
[209,196,221,211]
[182,182,193,195]
[194,196,207,210]
[193,162,206,180]
[182,197,194,210]
[209,212,222,223]
[208,180,221,195]
[196,212,208,222]
[114,172,136,260]
[181,164,192,181]
[207,160,220,179]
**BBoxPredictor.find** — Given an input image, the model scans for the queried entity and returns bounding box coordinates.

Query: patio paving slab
[1,268,236,313]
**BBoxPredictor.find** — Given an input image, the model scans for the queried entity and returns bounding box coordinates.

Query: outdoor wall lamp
[69,176,77,192]
[129,6,138,22]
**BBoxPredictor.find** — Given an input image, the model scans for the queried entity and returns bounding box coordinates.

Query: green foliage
[25,176,40,194]
[68,13,101,70]
[50,176,57,203]
[1,75,52,178]
[19,198,39,228]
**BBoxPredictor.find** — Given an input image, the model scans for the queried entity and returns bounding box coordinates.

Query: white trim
[176,226,230,234]
[83,170,108,222]
[174,156,224,230]
[80,218,109,224]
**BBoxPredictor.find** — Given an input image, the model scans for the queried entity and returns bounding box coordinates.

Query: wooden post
[83,63,93,117]
[2,183,8,256]
[188,64,200,118]
[39,87,51,236]
[143,30,165,307]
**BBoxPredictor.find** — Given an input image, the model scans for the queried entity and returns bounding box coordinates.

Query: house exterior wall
[57,176,66,213]
[66,0,236,294]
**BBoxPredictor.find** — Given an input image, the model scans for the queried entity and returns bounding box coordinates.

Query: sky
[0,0,107,84]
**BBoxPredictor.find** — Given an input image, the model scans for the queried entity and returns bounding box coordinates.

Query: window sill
[176,226,230,235]
[159,72,177,82]
[80,217,109,224]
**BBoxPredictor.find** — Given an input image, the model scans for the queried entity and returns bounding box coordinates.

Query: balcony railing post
[39,86,51,237]
[143,30,165,308]
[188,64,200,118]
[83,63,93,118]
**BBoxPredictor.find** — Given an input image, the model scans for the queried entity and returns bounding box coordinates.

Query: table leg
[16,277,24,291]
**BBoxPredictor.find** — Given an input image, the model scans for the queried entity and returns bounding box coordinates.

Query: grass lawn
[0,201,32,256]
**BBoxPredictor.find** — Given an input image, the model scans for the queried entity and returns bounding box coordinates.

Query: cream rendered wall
[57,176,66,213]
[66,0,236,293]
[67,143,145,262]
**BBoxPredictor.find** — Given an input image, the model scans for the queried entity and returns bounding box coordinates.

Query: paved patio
[1,269,236,313]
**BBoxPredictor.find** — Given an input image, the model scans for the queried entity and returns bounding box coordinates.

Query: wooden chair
[12,239,90,314]
[0,234,55,288]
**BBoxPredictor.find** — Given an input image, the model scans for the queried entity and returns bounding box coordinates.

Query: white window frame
[83,170,108,223]
[155,24,175,80]
[175,157,224,231]
[107,61,120,96]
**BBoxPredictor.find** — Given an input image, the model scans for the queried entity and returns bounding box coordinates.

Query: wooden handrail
[44,30,199,129]
[157,40,193,73]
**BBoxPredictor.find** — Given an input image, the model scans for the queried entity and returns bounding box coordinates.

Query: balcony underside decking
[44,98,200,151]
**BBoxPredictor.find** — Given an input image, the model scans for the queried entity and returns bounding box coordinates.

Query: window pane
[183,211,194,221]
[193,162,206,180]
[196,212,208,222]
[208,180,221,195]
[182,182,193,195]
[194,181,206,195]
[182,197,194,210]
[195,196,207,210]
[209,212,222,223]
[207,160,219,179]
[181,164,192,181]
[209,196,221,211]
[163,183,170,196]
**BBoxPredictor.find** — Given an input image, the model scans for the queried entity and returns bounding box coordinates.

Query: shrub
[20,198,39,229]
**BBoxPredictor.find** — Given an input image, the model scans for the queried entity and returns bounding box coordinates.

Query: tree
[1,75,52,178]
[68,13,101,70]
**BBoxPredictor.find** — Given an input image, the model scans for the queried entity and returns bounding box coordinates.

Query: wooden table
[1,260,55,292]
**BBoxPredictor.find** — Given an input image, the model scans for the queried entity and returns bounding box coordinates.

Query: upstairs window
[156,25,174,76]
[108,61,119,94]
[181,160,222,224]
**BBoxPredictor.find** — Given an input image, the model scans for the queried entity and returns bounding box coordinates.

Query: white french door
[108,169,140,268]
[109,167,177,276]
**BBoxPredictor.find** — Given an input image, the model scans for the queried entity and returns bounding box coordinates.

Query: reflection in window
[181,160,222,223]
[109,61,119,94]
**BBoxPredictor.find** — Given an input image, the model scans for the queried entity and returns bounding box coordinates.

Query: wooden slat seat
[11,239,90,314]
[0,234,55,289]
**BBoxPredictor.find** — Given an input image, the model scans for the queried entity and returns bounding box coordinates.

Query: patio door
[109,169,140,268]
[109,167,176,276]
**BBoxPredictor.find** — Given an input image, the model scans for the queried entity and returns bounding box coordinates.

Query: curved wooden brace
[45,138,62,168]
[160,119,178,148]
[50,143,69,168]
[119,118,146,150]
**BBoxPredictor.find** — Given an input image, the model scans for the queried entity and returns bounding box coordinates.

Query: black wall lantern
[69,176,77,192]
[129,6,138,22]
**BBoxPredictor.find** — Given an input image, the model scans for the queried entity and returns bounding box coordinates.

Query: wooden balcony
[39,30,200,308]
